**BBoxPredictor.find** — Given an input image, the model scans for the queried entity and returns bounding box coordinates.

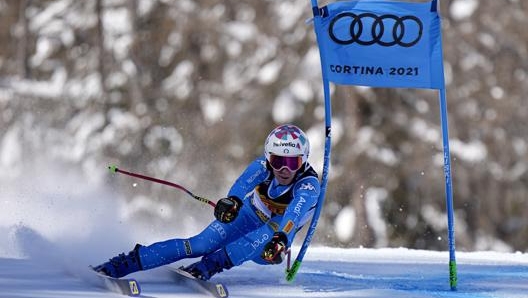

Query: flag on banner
[316,0,444,89]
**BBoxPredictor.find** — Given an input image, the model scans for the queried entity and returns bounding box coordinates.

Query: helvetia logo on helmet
[273,141,297,148]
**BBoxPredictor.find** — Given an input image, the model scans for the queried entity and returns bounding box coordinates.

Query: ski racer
[94,124,320,280]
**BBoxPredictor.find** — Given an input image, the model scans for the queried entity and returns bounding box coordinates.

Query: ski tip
[108,165,118,173]
[215,283,229,298]
[127,279,141,297]
[89,265,141,297]
[168,267,228,297]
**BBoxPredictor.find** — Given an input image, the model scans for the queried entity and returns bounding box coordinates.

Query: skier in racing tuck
[94,124,320,280]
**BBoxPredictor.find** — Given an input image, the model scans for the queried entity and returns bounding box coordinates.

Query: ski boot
[183,248,234,281]
[93,244,144,278]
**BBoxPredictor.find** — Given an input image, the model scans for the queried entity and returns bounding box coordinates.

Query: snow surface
[2,239,528,298]
[1,172,528,298]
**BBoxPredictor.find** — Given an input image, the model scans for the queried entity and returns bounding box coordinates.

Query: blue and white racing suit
[137,156,320,269]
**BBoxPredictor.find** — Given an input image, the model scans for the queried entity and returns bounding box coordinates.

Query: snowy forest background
[0,0,527,254]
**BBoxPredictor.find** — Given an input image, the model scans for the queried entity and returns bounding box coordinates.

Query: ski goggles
[269,154,303,172]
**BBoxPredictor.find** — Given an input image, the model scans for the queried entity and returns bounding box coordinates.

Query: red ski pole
[108,165,216,208]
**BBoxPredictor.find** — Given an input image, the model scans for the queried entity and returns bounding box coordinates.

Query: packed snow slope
[1,168,527,298]
[2,225,528,298]
[0,237,528,298]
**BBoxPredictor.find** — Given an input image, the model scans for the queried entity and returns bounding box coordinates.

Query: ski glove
[214,196,243,223]
[261,232,288,264]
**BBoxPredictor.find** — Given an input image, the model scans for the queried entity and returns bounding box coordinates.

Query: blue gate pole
[438,87,458,290]
[285,0,332,282]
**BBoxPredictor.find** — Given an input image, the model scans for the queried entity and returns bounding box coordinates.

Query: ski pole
[108,165,216,208]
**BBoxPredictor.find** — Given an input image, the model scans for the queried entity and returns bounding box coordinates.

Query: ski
[166,266,229,298]
[88,267,141,297]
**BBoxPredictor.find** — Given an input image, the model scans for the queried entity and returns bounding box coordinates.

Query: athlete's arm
[278,175,320,245]
[227,156,269,201]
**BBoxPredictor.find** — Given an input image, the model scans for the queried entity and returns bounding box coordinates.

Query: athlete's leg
[139,202,264,269]
[223,218,280,266]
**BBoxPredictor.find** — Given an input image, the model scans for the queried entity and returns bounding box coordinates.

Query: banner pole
[285,0,332,282]
[437,0,457,287]
[438,87,458,290]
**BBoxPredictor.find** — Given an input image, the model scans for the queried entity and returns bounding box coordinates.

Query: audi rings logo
[329,12,423,47]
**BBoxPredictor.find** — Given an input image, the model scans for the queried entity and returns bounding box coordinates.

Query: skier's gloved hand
[214,196,243,223]
[261,232,288,264]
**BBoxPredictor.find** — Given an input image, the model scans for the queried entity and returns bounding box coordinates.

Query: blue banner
[317,0,444,89]
[291,0,457,289]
